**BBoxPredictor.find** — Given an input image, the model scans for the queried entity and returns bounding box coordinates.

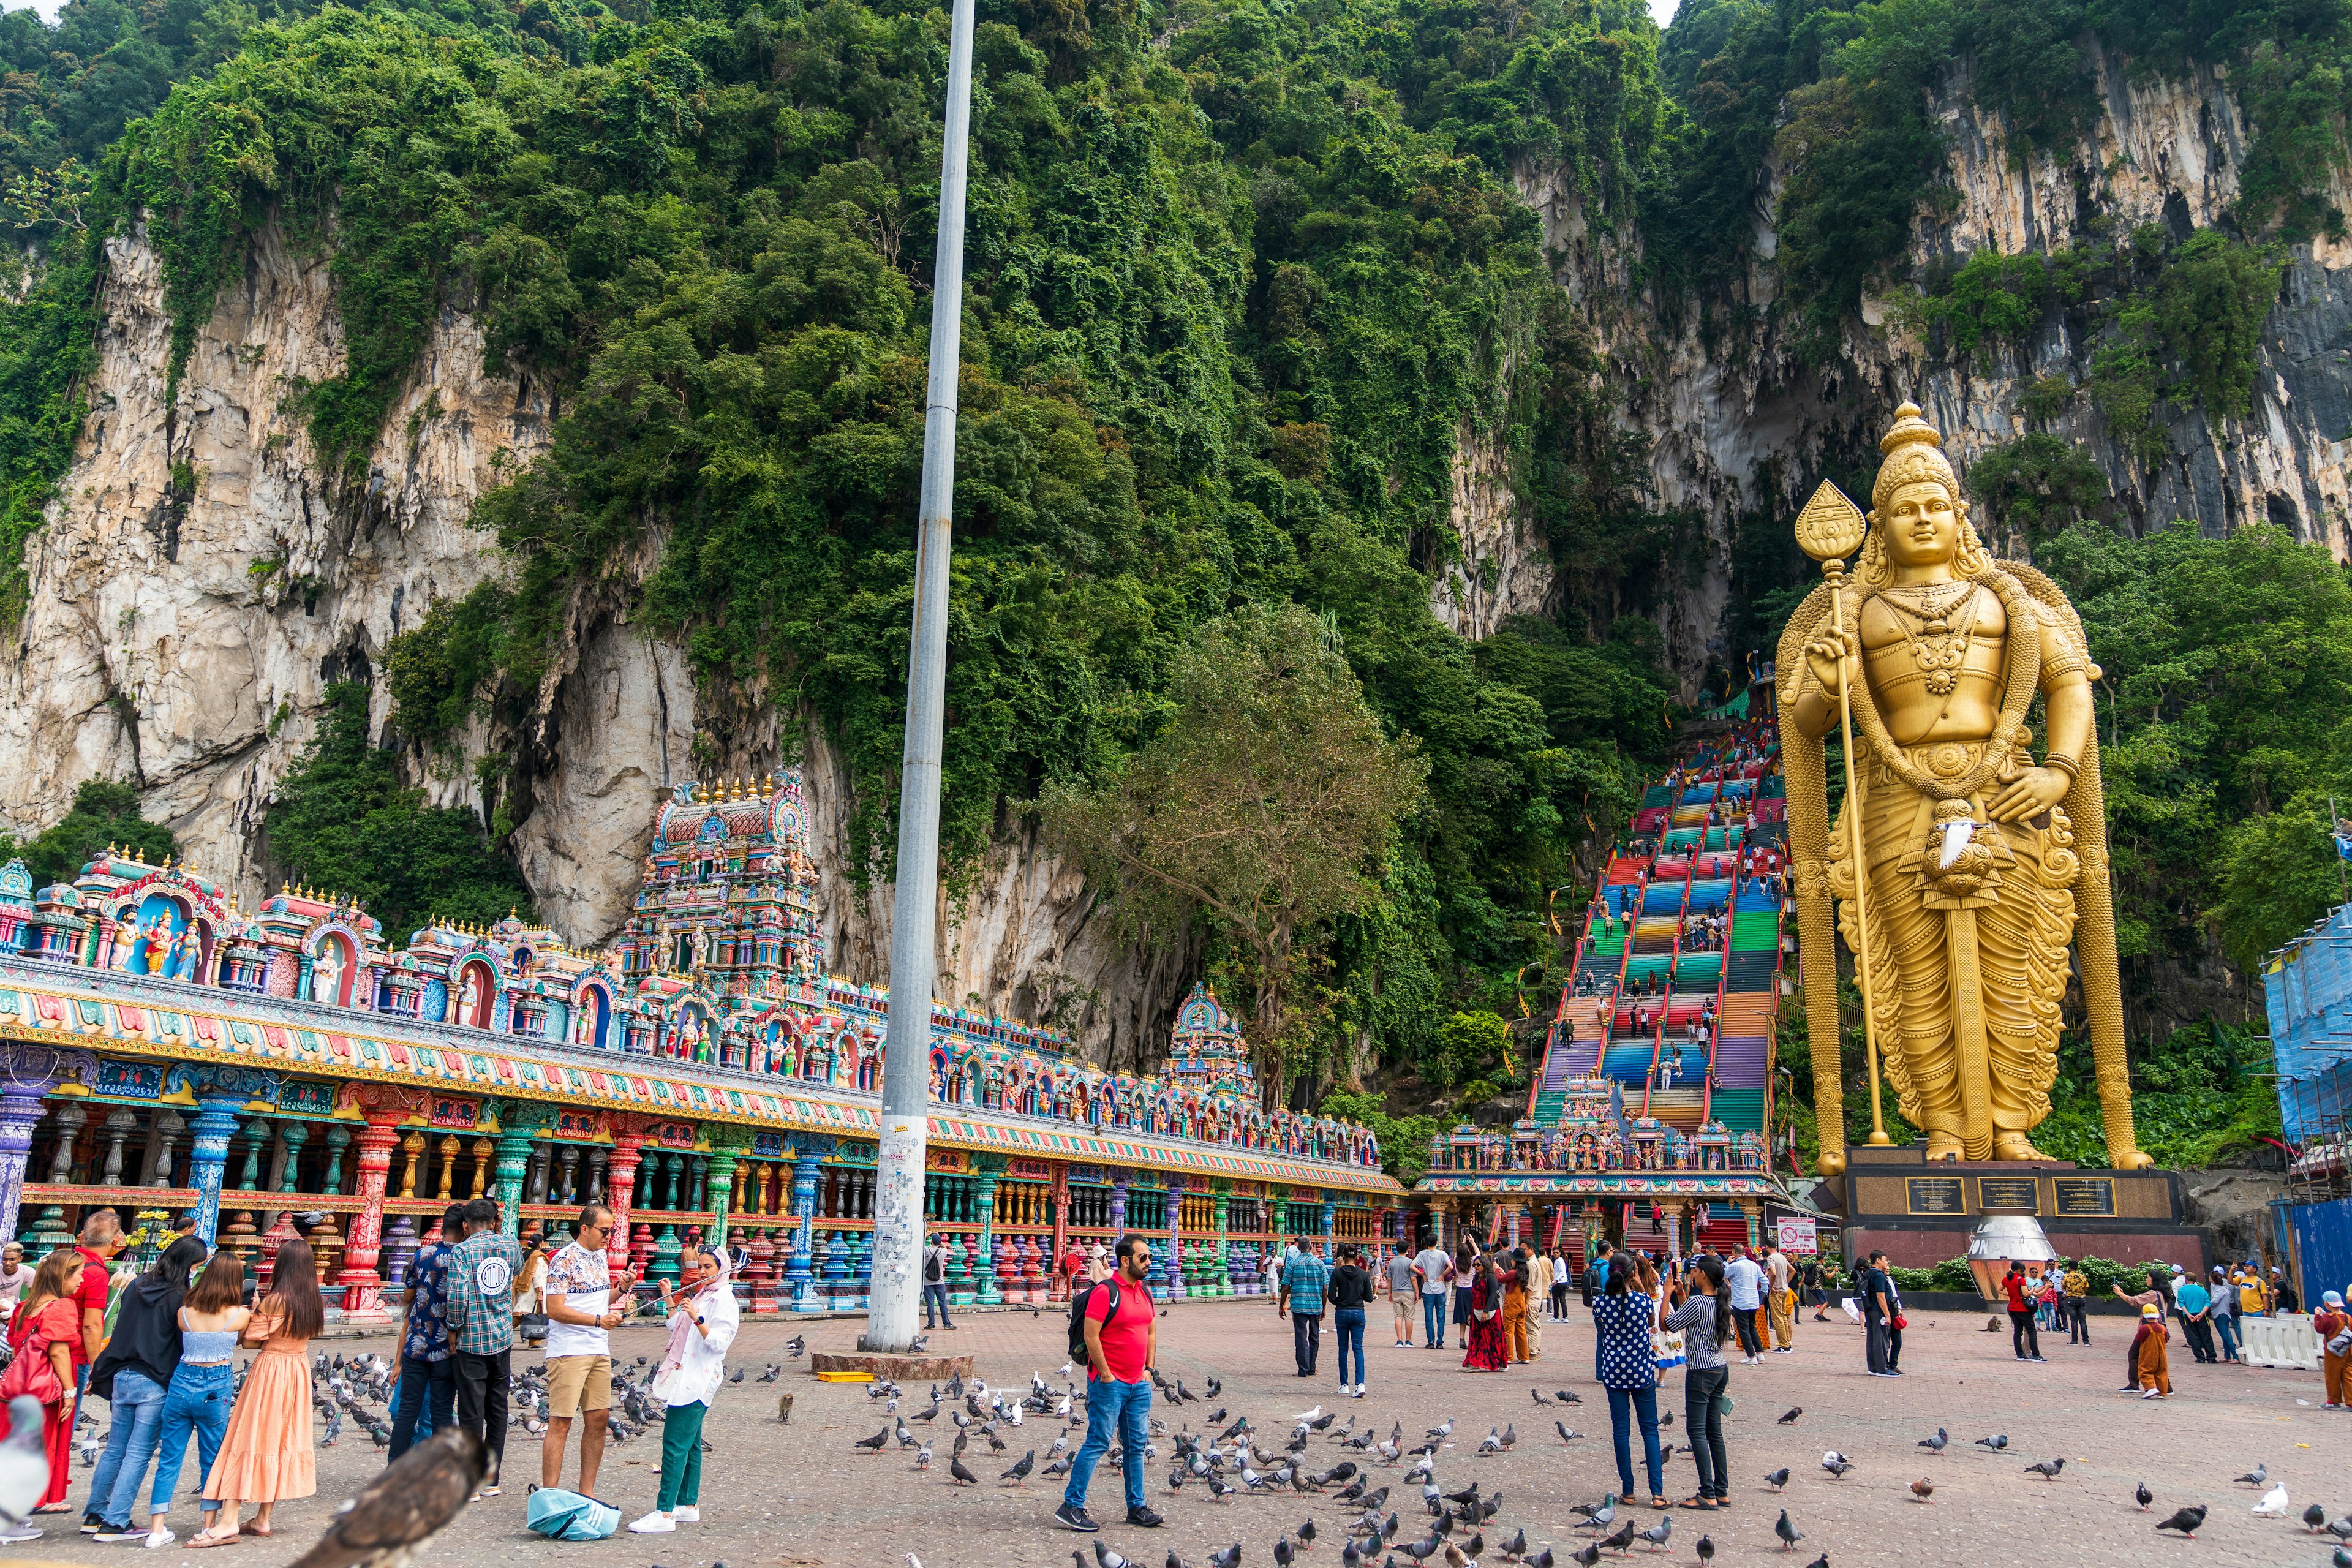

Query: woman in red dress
[4,1248,88,1518]
[1462,1256,1509,1372]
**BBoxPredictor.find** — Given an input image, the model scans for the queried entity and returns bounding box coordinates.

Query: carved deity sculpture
[458,969,482,1023]
[1781,404,2143,1174]
[311,944,342,1005]
[112,914,145,970]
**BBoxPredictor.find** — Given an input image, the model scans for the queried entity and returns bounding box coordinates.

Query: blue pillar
[787,1137,833,1313]
[0,1090,46,1245]
[1109,1169,1129,1236]
[187,1096,244,1244]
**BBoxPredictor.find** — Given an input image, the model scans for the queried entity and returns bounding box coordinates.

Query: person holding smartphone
[541,1205,638,1500]
[628,1242,738,1534]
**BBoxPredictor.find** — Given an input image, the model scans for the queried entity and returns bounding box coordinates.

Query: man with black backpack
[921,1234,953,1330]
[1055,1234,1160,1534]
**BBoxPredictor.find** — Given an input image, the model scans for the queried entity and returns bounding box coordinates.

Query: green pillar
[489,1101,542,1239]
[973,1154,1005,1305]
[1211,1180,1232,1297]
[704,1127,750,1252]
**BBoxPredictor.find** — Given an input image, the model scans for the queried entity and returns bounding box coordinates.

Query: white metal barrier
[2239,1311,2320,1371]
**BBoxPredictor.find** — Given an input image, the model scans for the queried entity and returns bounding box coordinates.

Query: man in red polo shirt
[1056,1235,1158,1534]
[74,1210,125,1370]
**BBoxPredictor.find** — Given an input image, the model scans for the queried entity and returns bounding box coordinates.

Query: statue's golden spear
[1790,481,1890,1168]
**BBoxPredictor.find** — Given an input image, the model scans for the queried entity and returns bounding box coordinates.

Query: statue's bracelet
[2044,754,2079,780]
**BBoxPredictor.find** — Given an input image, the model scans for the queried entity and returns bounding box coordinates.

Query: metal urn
[1966,1214,2058,1302]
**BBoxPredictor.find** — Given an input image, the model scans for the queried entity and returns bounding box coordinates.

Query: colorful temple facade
[0,775,1397,1317]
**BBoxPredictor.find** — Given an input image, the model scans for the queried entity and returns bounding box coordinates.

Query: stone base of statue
[810,1349,976,1381]
[1835,1144,2212,1273]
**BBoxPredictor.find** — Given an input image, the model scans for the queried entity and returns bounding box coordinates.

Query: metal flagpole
[862,0,978,1354]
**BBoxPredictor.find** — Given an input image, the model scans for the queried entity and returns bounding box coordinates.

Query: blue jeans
[922,1283,952,1328]
[389,1354,455,1460]
[1063,1377,1152,1515]
[1605,1384,1664,1499]
[150,1362,232,1520]
[1333,1308,1366,1387]
[1422,1294,1446,1346]
[2214,1314,2241,1360]
[90,1368,167,1526]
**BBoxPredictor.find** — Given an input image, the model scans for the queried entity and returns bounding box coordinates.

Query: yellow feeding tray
[814,1370,873,1382]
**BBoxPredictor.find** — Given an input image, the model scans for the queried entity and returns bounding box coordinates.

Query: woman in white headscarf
[627,1241,739,1534]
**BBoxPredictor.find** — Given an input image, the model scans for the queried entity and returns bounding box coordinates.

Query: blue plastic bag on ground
[526,1488,621,1542]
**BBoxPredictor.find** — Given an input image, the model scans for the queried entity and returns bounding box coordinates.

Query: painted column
[703,1133,744,1253]
[1049,1162,1071,1300]
[338,1110,408,1317]
[1211,1182,1231,1297]
[490,1105,539,1238]
[1741,1199,1761,1251]
[605,1134,648,1276]
[0,1090,47,1245]
[973,1154,1004,1306]
[163,1064,279,1246]
[787,1137,834,1313]
[1321,1189,1336,1241]
[1109,1169,1129,1237]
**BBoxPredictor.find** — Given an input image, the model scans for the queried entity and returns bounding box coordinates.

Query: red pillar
[337,1113,405,1316]
[606,1134,648,1274]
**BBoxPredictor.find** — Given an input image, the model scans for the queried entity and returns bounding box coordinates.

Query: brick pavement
[12,1296,2348,1567]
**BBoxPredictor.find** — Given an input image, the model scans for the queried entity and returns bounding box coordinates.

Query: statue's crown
[1879,401,1943,457]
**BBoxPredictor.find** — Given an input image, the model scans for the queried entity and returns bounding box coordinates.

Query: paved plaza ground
[10,1297,2349,1568]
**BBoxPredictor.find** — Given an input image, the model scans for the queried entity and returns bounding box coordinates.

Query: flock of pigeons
[864,1363,2349,1566]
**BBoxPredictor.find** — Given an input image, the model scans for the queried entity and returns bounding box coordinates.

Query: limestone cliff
[0,47,2339,1064]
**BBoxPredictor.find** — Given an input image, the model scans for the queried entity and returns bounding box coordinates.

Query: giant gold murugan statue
[1779,404,2146,1176]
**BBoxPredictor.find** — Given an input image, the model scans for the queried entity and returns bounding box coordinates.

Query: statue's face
[1880,479,1960,567]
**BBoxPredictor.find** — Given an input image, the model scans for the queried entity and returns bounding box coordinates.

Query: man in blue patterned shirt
[444,1197,527,1495]
[1278,1240,1331,1379]
[388,1202,466,1460]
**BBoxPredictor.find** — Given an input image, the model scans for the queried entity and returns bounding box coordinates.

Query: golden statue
[1779,404,2146,1175]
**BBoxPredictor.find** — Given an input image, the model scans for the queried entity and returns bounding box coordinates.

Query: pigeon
[2328,1515,2352,1544]
[1531,1389,1553,1407]
[949,1457,979,1486]
[2154,1505,2207,1538]
[2305,1503,2330,1534]
[1555,1390,1580,1404]
[1498,1424,1515,1451]
[1694,1537,1713,1566]
[1496,1529,1526,1560]
[1917,1428,1947,1453]
[1555,1422,1581,1444]
[1763,1469,1789,1491]
[1635,1518,1670,1551]
[1910,1478,1933,1503]
[757,1364,782,1383]
[1596,1519,1635,1555]
[2135,1483,2153,1511]
[1300,1520,1317,1547]
[1803,1557,1827,1568]
[1821,1452,1852,1479]
[2252,1482,2291,1517]
[1095,1546,1133,1568]
[854,1423,892,1453]
[1208,1549,1242,1568]
[1477,1428,1502,1455]
[2233,1464,2269,1488]
[914,1441,933,1471]
[1776,1408,1802,1425]
[2337,1550,2352,1568]
[1567,1548,1600,1568]
[2024,1458,2065,1482]
[1973,1435,2008,1452]
[281,1427,486,1568]
[1427,1420,1454,1441]
[728,1366,745,1384]
[1569,1496,1616,1528]
[1774,1510,1803,1551]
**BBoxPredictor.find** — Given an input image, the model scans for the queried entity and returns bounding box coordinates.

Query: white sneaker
[143,1530,176,1550]
[627,1512,677,1534]
[671,1507,700,1524]
[0,1526,41,1545]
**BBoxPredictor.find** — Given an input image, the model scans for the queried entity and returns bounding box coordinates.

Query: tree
[1044,604,1429,1104]
[266,682,533,940]
[6,778,177,888]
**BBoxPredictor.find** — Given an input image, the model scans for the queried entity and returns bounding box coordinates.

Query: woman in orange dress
[187,1240,322,1546]
[2,1249,87,1523]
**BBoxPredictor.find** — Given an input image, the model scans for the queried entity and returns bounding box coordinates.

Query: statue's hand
[1987,766,2069,822]
[1804,629,1858,699]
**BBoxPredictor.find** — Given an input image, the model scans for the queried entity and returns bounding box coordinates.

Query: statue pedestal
[1836,1145,2212,1274]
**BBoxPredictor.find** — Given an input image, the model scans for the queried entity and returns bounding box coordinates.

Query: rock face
[0,225,551,889]
[1,47,2342,1061]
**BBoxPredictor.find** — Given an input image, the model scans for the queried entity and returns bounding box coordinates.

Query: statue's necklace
[1885,583,1980,698]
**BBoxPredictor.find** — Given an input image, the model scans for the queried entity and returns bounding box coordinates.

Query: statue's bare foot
[1991,1135,2047,1161]
[1923,1132,1964,1162]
